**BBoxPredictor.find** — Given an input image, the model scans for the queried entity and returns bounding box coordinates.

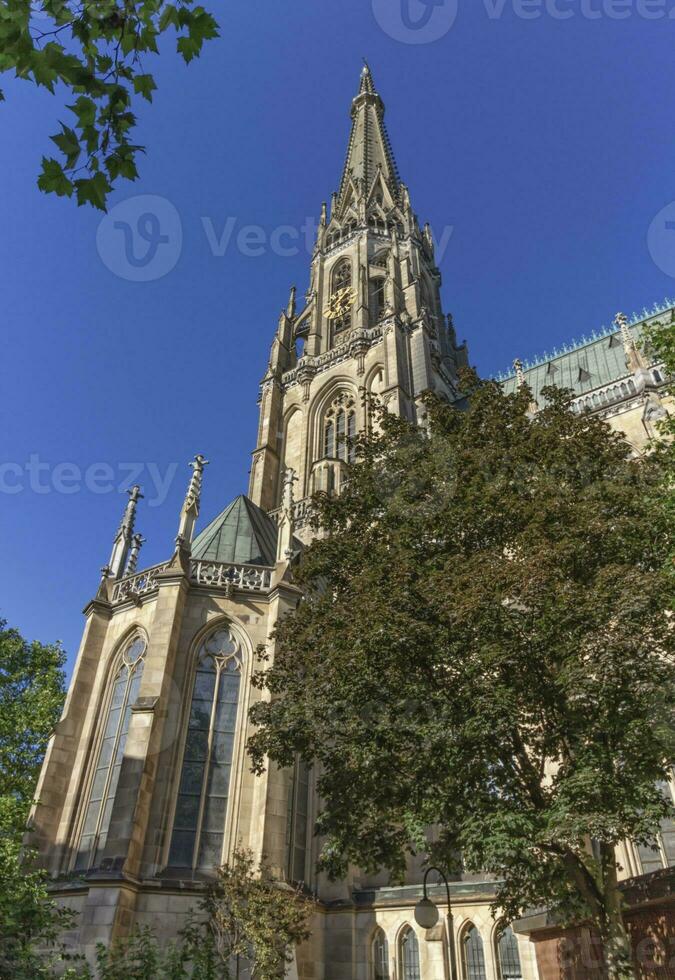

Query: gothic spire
[176,454,209,551]
[335,64,401,217]
[614,311,646,373]
[108,485,143,579]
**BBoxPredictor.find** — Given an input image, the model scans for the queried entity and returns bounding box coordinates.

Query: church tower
[249,64,467,521]
[29,67,543,980]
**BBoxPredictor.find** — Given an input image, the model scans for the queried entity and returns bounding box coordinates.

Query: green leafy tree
[0,0,218,209]
[248,376,675,980]
[0,619,87,978]
[203,848,312,980]
[94,852,311,980]
[644,316,675,573]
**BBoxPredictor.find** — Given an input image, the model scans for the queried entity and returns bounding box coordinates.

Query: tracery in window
[496,925,523,980]
[399,927,420,980]
[462,924,487,980]
[372,928,390,980]
[322,394,356,464]
[168,627,243,871]
[75,634,146,871]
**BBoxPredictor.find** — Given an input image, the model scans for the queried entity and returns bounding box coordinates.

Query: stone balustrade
[111,558,273,604]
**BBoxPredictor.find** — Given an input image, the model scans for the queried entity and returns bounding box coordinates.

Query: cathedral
[30,66,672,979]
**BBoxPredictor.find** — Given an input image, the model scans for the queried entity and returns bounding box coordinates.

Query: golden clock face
[324,286,356,320]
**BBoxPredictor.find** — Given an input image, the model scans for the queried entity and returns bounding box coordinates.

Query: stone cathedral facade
[31,67,672,980]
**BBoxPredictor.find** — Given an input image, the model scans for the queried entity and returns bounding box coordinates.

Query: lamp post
[414,866,458,980]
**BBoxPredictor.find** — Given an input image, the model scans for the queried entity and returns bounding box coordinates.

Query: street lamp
[414,866,458,980]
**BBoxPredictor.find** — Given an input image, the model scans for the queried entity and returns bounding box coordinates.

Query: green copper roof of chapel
[192,495,278,567]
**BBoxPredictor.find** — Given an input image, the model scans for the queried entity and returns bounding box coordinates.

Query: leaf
[68,95,96,129]
[50,123,81,168]
[177,34,199,63]
[159,3,179,30]
[74,171,112,211]
[104,148,139,182]
[133,73,157,102]
[37,157,73,197]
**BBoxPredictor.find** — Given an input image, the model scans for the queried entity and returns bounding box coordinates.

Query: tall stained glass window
[75,635,146,871]
[169,628,243,871]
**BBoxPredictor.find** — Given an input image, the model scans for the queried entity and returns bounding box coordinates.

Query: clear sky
[2,0,675,676]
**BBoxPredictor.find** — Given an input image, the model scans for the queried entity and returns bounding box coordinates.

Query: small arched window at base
[399,928,420,980]
[462,924,487,980]
[372,928,390,980]
[496,925,523,980]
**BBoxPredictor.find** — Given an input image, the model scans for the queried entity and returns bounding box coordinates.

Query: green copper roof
[499,301,674,403]
[192,495,278,567]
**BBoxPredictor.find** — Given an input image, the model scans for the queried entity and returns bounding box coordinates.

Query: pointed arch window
[322,394,356,464]
[331,258,352,334]
[372,928,390,980]
[75,635,146,871]
[399,928,420,980]
[168,628,243,871]
[462,924,487,980]
[496,925,523,980]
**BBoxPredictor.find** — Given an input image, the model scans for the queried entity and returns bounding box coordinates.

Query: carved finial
[174,454,209,556]
[282,467,297,513]
[614,312,632,353]
[320,202,327,227]
[276,469,297,564]
[185,454,209,513]
[513,359,526,388]
[108,485,144,579]
[287,285,297,319]
[359,61,375,95]
[614,312,645,372]
[117,484,143,536]
[124,533,145,576]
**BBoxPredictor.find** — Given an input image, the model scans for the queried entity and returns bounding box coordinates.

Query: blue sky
[2,0,675,676]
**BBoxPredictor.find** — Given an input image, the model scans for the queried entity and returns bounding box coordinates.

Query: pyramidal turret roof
[336,64,401,213]
[192,495,278,566]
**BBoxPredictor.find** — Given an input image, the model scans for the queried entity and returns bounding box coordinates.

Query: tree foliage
[91,850,311,980]
[0,619,84,979]
[249,374,674,979]
[0,0,218,209]
[203,848,312,980]
[644,314,675,572]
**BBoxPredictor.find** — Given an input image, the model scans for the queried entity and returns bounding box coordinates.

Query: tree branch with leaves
[0,0,218,209]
